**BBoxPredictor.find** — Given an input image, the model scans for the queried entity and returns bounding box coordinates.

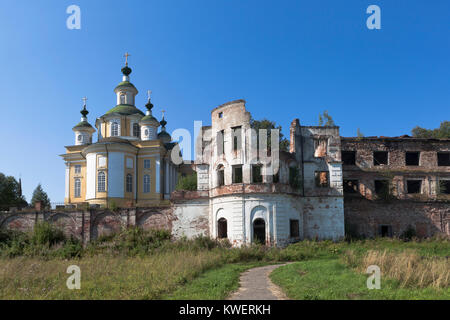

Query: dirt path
[228,264,290,300]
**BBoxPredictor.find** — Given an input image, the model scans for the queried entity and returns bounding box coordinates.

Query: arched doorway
[253,218,265,244]
[218,218,227,239]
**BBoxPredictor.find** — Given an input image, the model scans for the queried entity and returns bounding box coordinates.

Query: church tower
[139,91,160,141]
[72,98,95,145]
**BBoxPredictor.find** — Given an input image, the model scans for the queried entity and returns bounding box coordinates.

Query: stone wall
[344,198,450,238]
[0,204,209,244]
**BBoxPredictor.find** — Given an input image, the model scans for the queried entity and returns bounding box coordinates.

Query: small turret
[73,97,95,145]
[139,90,160,141]
[158,110,172,143]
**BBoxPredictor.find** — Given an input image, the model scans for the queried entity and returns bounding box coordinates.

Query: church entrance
[253,218,266,244]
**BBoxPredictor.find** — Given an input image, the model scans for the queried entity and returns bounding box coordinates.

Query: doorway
[253,218,266,244]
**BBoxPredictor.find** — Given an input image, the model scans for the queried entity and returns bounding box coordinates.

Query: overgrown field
[0,223,448,299]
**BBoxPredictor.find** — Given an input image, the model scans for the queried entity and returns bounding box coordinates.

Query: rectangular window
[74,178,81,198]
[217,168,225,187]
[252,165,263,183]
[217,130,225,155]
[373,151,388,166]
[439,180,450,194]
[315,171,329,188]
[405,152,420,166]
[232,126,242,151]
[143,159,151,169]
[126,174,133,193]
[74,165,81,174]
[343,179,358,194]
[407,180,422,194]
[143,174,151,193]
[218,112,223,118]
[232,165,243,183]
[437,152,450,166]
[273,171,279,183]
[290,220,300,238]
[374,180,389,195]
[342,151,356,165]
[314,139,327,157]
[126,158,133,169]
[379,225,392,237]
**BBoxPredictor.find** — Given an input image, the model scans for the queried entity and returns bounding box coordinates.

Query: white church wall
[108,152,124,198]
[86,153,97,200]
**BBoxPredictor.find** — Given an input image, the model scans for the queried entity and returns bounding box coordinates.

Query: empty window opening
[407,180,422,194]
[375,180,390,195]
[315,171,329,188]
[232,165,243,183]
[342,151,356,165]
[218,112,223,118]
[373,151,388,166]
[217,165,225,186]
[290,219,300,238]
[343,179,359,194]
[253,218,265,244]
[380,225,392,237]
[405,152,420,166]
[437,152,450,166]
[232,126,242,151]
[252,165,263,183]
[439,180,450,194]
[217,130,225,155]
[218,218,227,239]
[314,138,327,158]
[273,171,280,183]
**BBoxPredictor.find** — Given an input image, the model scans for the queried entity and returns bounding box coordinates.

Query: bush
[175,173,197,191]
[400,225,417,241]
[31,222,65,246]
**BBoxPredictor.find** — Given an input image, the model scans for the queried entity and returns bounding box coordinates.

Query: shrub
[31,222,65,246]
[175,173,197,191]
[400,225,417,241]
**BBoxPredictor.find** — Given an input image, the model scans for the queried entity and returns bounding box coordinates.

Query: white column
[65,163,70,200]
[156,157,160,193]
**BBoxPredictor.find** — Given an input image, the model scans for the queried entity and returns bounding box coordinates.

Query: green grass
[270,259,450,300]
[163,262,266,300]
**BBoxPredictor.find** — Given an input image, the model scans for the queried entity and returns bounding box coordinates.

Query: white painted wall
[108,152,124,198]
[172,199,209,239]
[86,153,97,200]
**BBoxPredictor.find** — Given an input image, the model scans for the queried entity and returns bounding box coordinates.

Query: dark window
[405,152,420,166]
[343,179,358,194]
[437,152,450,166]
[217,165,225,186]
[407,180,422,194]
[373,151,388,166]
[342,151,356,165]
[232,165,243,183]
[126,174,133,193]
[273,171,279,183]
[374,180,389,195]
[253,218,265,244]
[290,220,299,238]
[232,126,242,151]
[252,165,263,183]
[218,218,227,238]
[439,180,450,194]
[315,171,329,188]
[380,225,392,237]
[133,123,140,137]
[289,167,300,188]
[218,112,223,118]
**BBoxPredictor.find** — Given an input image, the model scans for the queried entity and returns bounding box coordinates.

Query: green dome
[114,81,137,92]
[73,121,94,130]
[105,104,144,116]
[158,130,171,143]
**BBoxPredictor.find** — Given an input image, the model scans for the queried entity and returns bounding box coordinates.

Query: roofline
[211,99,246,114]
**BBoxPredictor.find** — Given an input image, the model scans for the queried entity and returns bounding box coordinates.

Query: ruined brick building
[1,64,449,246]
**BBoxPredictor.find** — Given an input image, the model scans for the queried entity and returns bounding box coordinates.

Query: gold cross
[162,109,165,118]
[124,52,131,66]
[82,97,88,105]
[147,90,152,101]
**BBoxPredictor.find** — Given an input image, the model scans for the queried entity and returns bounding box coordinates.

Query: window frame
[74,178,81,198]
[97,171,106,192]
[126,174,133,193]
[143,174,151,193]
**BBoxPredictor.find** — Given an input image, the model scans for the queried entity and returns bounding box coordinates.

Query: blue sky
[0,0,449,203]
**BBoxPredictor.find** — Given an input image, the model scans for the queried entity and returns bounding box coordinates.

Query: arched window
[217,165,225,187]
[74,178,81,198]
[218,218,227,239]
[98,171,106,192]
[120,92,126,104]
[143,174,150,193]
[126,174,133,193]
[133,123,140,137]
[111,121,119,137]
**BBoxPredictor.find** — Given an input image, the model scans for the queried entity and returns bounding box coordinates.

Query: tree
[250,118,290,152]
[318,110,335,126]
[31,184,51,209]
[411,121,450,139]
[175,173,197,191]
[0,173,27,210]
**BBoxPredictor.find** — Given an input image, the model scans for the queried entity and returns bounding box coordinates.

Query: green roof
[73,121,94,130]
[105,104,145,116]
[114,81,137,91]
[140,115,159,122]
